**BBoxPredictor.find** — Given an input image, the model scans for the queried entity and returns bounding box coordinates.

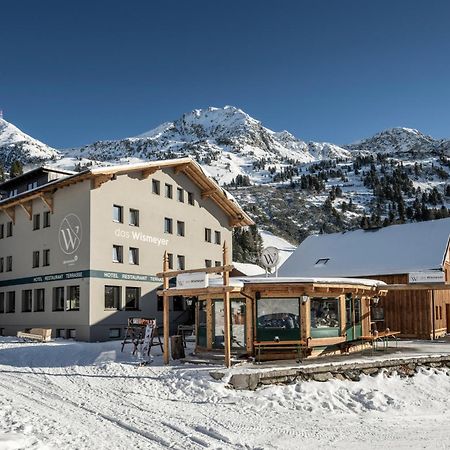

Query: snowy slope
[0,118,60,166]
[1,337,450,449]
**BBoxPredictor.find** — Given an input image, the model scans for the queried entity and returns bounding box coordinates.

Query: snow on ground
[1,338,450,449]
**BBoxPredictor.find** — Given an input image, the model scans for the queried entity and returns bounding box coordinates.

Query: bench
[253,339,308,364]
[17,328,52,343]
[361,330,401,353]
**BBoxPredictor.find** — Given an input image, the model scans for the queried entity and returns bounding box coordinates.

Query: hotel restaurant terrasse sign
[176,272,209,289]
[408,271,445,284]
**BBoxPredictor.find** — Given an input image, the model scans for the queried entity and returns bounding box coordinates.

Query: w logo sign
[59,214,82,255]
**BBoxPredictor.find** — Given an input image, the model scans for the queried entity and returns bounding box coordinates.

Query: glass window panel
[67,285,80,311]
[129,209,139,226]
[113,205,123,223]
[34,289,45,312]
[22,290,32,312]
[105,285,120,310]
[256,298,300,341]
[125,287,140,310]
[53,287,64,311]
[310,297,340,338]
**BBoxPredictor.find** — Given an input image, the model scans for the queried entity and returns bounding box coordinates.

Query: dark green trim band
[0,270,162,288]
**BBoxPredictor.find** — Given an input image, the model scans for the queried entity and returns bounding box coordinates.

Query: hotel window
[0,257,3,273]
[125,287,140,310]
[0,223,3,239]
[67,329,77,339]
[0,293,4,313]
[6,256,12,272]
[167,253,174,270]
[56,329,66,339]
[164,217,173,234]
[165,183,173,199]
[6,292,15,313]
[215,231,221,245]
[105,285,121,310]
[152,179,160,195]
[177,220,185,237]
[6,221,12,237]
[109,328,121,339]
[205,228,212,243]
[33,213,40,230]
[177,188,184,203]
[53,287,65,311]
[188,192,194,206]
[129,247,139,265]
[9,189,17,198]
[177,255,186,270]
[215,261,221,267]
[34,289,45,312]
[129,208,139,227]
[32,251,40,268]
[112,245,123,263]
[112,204,123,223]
[43,249,50,266]
[22,290,32,312]
[205,259,212,268]
[67,285,80,311]
[43,211,51,228]
[27,181,38,190]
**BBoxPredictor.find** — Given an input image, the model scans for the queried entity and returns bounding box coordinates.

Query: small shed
[279,218,450,339]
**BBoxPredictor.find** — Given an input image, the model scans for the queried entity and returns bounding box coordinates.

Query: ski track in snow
[0,339,450,449]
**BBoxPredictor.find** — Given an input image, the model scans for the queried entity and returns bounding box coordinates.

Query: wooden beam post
[163,251,170,365]
[223,242,232,368]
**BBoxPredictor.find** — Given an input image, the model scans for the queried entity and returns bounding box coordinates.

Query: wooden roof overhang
[89,158,254,228]
[156,281,387,299]
[0,172,92,222]
[0,158,253,227]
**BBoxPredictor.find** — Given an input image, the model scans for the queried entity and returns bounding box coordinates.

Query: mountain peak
[0,117,60,167]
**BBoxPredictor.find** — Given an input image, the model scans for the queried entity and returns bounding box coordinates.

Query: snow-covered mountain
[69,106,351,184]
[1,107,449,250]
[0,118,60,166]
[345,127,449,157]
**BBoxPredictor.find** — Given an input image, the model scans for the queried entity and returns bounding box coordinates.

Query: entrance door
[345,296,362,341]
[212,299,247,350]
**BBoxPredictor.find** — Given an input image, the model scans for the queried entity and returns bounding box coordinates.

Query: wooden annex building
[158,246,387,366]
[279,218,450,340]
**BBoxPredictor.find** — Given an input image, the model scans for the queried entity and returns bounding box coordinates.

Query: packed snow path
[0,338,450,449]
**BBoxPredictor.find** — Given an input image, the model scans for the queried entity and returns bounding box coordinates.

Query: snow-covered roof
[279,219,450,278]
[231,262,266,277]
[209,276,385,289]
[244,277,386,288]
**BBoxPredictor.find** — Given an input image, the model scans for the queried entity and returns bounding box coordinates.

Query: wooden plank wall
[367,273,432,338]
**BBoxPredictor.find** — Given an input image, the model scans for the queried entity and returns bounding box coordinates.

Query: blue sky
[1,0,450,148]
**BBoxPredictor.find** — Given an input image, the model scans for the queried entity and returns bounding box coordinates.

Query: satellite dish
[260,246,280,270]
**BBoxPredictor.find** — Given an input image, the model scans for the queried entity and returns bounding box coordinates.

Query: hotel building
[0,159,253,341]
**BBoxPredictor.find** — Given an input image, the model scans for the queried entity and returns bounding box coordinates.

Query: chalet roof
[0,158,254,227]
[279,218,450,278]
[0,166,75,190]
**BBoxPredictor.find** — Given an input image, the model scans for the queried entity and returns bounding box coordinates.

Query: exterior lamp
[372,296,380,306]
[301,296,309,304]
[185,297,195,307]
